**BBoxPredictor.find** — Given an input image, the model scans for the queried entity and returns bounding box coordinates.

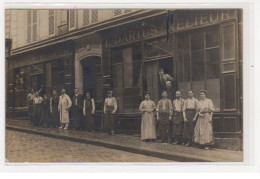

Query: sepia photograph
[5,8,244,163]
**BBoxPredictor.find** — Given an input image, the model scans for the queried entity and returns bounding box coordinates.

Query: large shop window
[177,26,221,111]
[27,9,38,43]
[111,44,142,113]
[51,59,65,92]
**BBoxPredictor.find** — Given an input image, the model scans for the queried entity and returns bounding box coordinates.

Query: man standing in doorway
[158,68,174,91]
[104,90,117,135]
[72,88,84,130]
[58,88,72,130]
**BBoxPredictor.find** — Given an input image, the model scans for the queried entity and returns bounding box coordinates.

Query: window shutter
[32,10,37,42]
[49,10,55,35]
[91,9,98,23]
[114,9,122,16]
[27,10,31,43]
[69,9,76,29]
[83,9,89,26]
[124,9,132,13]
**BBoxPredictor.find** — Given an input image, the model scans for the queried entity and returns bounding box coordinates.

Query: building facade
[6,9,243,148]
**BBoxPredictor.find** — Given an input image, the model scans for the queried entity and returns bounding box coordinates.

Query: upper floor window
[83,9,99,26]
[27,9,38,44]
[48,10,55,36]
[113,9,132,17]
[69,9,76,30]
[113,9,122,16]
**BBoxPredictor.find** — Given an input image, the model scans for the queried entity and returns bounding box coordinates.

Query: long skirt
[157,113,170,139]
[105,111,114,132]
[193,113,214,145]
[173,112,184,136]
[141,112,156,140]
[85,110,94,131]
[183,109,196,140]
[40,107,50,126]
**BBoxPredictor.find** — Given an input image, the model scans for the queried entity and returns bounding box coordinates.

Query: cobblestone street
[6,130,172,163]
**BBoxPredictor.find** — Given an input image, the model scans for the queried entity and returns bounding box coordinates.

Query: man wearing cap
[104,90,117,135]
[72,88,84,130]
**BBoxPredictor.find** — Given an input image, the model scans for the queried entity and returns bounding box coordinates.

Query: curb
[6,125,225,162]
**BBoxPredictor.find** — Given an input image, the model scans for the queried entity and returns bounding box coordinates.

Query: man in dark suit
[72,88,84,130]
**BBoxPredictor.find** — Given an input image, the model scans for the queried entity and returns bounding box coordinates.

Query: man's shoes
[172,141,178,145]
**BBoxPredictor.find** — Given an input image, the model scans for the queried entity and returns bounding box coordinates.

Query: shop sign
[9,45,73,68]
[175,9,237,31]
[103,25,167,47]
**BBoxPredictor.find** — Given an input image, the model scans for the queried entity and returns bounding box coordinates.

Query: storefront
[99,9,243,141]
[7,41,75,119]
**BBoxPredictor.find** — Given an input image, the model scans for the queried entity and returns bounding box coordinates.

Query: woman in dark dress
[40,94,50,127]
[50,90,60,128]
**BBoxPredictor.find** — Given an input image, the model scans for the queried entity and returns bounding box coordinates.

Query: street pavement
[6,130,171,163]
[6,119,243,162]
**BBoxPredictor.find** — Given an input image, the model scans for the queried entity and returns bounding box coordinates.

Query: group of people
[27,84,215,150]
[27,88,102,132]
[139,90,215,150]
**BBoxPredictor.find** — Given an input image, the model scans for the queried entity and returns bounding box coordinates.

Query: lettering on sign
[104,26,166,47]
[175,9,237,30]
[9,45,73,68]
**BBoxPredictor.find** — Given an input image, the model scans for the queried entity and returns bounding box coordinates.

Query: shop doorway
[81,56,102,108]
[144,57,174,103]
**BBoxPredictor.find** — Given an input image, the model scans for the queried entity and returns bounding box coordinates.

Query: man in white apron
[58,88,72,130]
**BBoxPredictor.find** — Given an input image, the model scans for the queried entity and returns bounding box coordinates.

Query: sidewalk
[6,119,243,162]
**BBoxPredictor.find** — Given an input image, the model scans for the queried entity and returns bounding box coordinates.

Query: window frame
[48,9,55,37]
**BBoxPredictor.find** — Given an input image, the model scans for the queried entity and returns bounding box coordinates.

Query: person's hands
[199,113,204,117]
[192,117,197,122]
[112,111,116,114]
[184,118,188,123]
[92,111,95,115]
[169,116,172,120]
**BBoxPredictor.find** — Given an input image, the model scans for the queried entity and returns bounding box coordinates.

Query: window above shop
[83,9,99,26]
[113,9,133,17]
[27,9,38,44]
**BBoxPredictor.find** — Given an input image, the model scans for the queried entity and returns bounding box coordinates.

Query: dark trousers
[28,104,34,124]
[34,105,41,126]
[157,113,171,142]
[72,108,83,130]
[85,110,94,131]
[183,109,196,143]
[51,107,60,127]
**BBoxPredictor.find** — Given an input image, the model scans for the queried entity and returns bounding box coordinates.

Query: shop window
[191,50,204,81]
[48,10,55,36]
[191,31,203,51]
[222,24,235,60]
[51,60,65,88]
[206,48,220,79]
[177,26,221,111]
[144,38,173,58]
[27,9,38,43]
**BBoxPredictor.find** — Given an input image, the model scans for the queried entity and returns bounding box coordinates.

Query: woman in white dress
[193,90,215,150]
[139,92,156,142]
